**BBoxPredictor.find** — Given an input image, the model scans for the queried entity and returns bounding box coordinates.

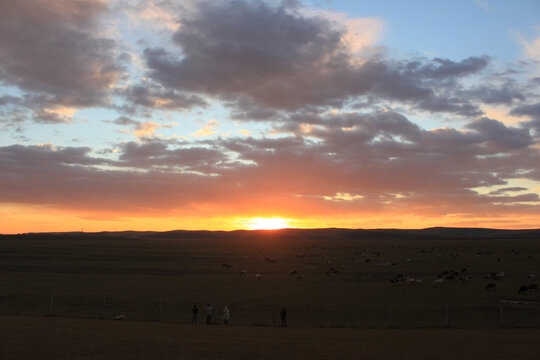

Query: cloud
[117,140,227,171]
[464,79,525,106]
[510,102,540,119]
[474,0,494,13]
[466,117,533,150]
[119,82,208,111]
[111,115,140,127]
[0,0,121,109]
[405,56,489,79]
[190,120,220,138]
[133,121,162,138]
[1,106,540,219]
[108,116,180,139]
[141,0,490,117]
[517,26,540,71]
[488,187,528,195]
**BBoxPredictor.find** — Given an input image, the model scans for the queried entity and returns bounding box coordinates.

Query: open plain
[1,228,540,359]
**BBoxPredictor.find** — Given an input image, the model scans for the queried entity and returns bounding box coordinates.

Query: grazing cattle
[296,274,305,280]
[528,274,536,279]
[445,272,460,280]
[491,272,504,280]
[433,279,444,287]
[528,284,538,291]
[326,268,339,276]
[519,285,529,294]
[255,273,262,280]
[240,270,247,276]
[290,270,298,275]
[222,263,232,269]
[406,278,422,285]
[485,283,496,290]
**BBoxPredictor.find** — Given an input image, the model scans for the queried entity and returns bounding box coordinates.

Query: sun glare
[245,217,290,230]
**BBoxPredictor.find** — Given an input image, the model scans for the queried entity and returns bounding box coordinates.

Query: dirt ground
[1,315,540,360]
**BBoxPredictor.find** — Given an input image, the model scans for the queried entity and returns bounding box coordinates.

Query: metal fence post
[388,304,393,328]
[47,293,54,316]
[100,296,106,319]
[159,298,163,322]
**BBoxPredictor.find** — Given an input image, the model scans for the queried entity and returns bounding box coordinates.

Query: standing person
[280,307,287,328]
[222,306,230,325]
[191,304,198,324]
[205,303,213,324]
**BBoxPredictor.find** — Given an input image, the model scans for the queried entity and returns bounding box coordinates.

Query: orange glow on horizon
[1,204,539,234]
[244,217,291,230]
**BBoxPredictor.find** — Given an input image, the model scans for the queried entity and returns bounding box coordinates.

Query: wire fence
[1,293,539,328]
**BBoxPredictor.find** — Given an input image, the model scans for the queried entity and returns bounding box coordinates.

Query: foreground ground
[1,315,540,360]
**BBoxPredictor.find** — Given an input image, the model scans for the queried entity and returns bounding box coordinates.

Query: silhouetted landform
[2,227,540,240]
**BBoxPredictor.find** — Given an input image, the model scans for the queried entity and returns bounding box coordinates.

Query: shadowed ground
[1,229,539,358]
[1,229,539,328]
[1,315,540,360]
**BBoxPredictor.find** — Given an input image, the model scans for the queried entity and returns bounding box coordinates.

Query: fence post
[159,298,163,322]
[499,304,504,328]
[100,296,106,319]
[47,293,54,316]
[273,304,276,327]
[388,304,393,328]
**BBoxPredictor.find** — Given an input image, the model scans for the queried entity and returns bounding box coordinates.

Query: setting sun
[245,217,290,230]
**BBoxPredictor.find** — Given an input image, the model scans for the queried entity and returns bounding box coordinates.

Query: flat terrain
[2,315,540,360]
[1,228,539,358]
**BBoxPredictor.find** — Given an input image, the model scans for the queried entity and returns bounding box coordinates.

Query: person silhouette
[205,303,213,324]
[280,307,287,328]
[222,306,230,325]
[192,304,198,324]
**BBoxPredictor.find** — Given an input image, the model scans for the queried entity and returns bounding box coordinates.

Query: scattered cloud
[190,119,220,138]
[0,0,121,109]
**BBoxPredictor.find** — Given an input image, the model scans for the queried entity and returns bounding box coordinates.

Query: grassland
[2,315,540,360]
[1,228,539,358]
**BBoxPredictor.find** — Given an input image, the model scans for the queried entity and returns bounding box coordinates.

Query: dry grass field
[1,228,540,358]
[2,315,540,360]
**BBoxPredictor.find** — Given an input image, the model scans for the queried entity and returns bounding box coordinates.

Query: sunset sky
[1,0,540,233]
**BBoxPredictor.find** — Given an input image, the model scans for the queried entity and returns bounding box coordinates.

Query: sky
[1,0,540,233]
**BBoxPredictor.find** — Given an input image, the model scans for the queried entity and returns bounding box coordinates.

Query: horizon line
[3,226,540,236]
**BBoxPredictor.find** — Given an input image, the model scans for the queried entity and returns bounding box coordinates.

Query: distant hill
[2,227,539,240]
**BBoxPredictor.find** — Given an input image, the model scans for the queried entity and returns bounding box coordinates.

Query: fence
[1,293,539,328]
